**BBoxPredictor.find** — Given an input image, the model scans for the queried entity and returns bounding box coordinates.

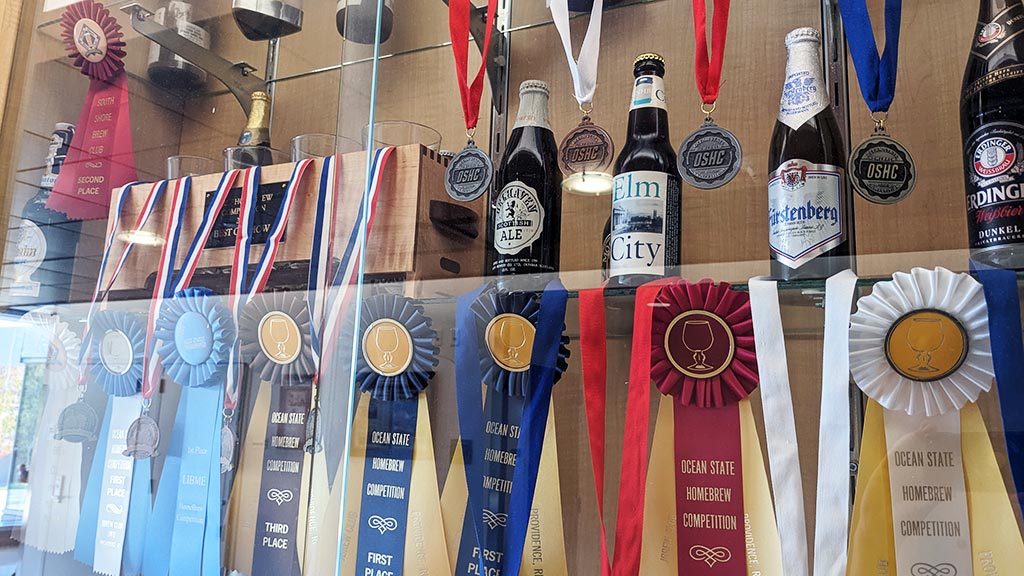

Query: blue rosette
[239,291,315,385]
[155,288,236,389]
[354,294,439,401]
[471,286,570,397]
[87,309,145,397]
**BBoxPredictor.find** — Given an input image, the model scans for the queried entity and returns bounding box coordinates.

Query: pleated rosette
[651,280,759,406]
[239,291,315,385]
[849,266,993,416]
[155,288,236,389]
[60,0,126,82]
[87,309,145,397]
[470,287,571,397]
[23,308,82,387]
[354,294,440,401]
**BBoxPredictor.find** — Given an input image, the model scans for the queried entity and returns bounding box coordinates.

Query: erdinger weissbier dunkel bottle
[961,0,1024,268]
[485,80,562,280]
[768,28,854,280]
[609,53,681,287]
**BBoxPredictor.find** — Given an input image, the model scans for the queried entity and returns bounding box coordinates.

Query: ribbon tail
[847,400,897,574]
[203,406,223,576]
[75,396,112,566]
[517,400,568,576]
[226,379,271,575]
[441,438,469,570]
[639,396,677,576]
[122,457,151,575]
[145,389,188,576]
[738,399,782,573]
[335,394,369,575]
[407,394,453,574]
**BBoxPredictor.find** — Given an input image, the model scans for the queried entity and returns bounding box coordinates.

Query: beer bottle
[768,28,854,280]
[233,91,275,167]
[961,0,1024,268]
[609,53,681,287]
[485,80,562,280]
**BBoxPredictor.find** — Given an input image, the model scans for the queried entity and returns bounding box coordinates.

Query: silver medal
[445,141,492,202]
[850,132,917,204]
[559,117,614,176]
[303,406,324,455]
[221,425,236,474]
[677,120,743,190]
[123,414,160,459]
[55,400,99,443]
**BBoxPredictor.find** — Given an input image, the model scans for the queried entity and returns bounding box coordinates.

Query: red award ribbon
[448,0,497,131]
[692,0,730,105]
[50,0,137,220]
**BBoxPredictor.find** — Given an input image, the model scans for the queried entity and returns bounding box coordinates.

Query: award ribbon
[747,271,858,576]
[452,282,570,576]
[677,0,742,190]
[972,263,1024,498]
[838,0,917,203]
[549,0,615,194]
[846,267,1024,574]
[445,0,497,202]
[49,0,137,220]
[18,309,83,554]
[143,170,243,576]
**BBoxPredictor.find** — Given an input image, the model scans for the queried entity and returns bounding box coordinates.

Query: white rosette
[18,308,84,553]
[850,266,993,416]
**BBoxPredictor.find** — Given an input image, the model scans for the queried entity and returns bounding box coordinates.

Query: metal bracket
[121,3,266,116]
[440,0,506,116]
[820,0,851,151]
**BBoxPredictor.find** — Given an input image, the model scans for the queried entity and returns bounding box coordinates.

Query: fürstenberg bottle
[768,28,854,280]
[961,0,1024,268]
[609,53,681,287]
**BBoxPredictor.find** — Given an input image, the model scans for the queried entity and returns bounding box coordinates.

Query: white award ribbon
[749,272,857,576]
[814,270,857,576]
[94,394,144,576]
[549,0,603,106]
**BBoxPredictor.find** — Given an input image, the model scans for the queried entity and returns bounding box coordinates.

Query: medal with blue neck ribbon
[142,169,242,576]
[452,281,570,576]
[839,0,917,203]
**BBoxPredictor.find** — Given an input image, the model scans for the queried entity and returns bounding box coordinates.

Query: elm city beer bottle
[768,28,854,280]
[609,53,681,287]
[485,80,562,279]
[961,0,1024,268]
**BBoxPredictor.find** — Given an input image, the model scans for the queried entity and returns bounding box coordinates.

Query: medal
[445,138,492,201]
[839,0,916,203]
[551,0,615,195]
[55,394,100,443]
[447,0,498,201]
[679,0,742,190]
[122,412,160,459]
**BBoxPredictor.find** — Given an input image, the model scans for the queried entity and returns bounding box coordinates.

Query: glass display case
[0,0,1022,575]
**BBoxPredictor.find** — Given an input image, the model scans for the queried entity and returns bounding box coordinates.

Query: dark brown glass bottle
[961,0,1024,268]
[609,53,681,288]
[768,28,854,280]
[485,80,562,281]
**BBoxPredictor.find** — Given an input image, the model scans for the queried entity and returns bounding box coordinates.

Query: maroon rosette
[60,1,126,81]
[651,280,758,407]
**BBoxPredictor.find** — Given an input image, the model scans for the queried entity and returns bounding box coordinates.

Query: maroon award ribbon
[49,0,137,220]
[650,280,758,576]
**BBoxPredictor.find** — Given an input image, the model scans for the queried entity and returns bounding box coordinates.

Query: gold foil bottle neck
[239,91,271,146]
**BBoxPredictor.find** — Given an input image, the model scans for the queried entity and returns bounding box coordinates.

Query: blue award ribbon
[838,0,902,112]
[972,264,1024,498]
[353,294,439,576]
[454,281,569,576]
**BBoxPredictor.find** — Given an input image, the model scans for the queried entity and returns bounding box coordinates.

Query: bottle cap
[633,52,665,66]
[519,80,550,96]
[251,90,271,102]
[785,27,821,47]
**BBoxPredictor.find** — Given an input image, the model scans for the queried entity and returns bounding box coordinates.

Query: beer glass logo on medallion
[485,314,536,373]
[257,311,302,365]
[73,19,107,62]
[884,310,968,382]
[973,137,1017,177]
[664,310,735,379]
[493,182,545,255]
[99,329,134,376]
[361,318,414,377]
[979,21,1005,45]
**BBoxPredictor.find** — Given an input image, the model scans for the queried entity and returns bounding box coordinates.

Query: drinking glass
[362,120,442,151]
[167,155,215,179]
[290,133,362,161]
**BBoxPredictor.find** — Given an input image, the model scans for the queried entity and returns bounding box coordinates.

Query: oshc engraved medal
[678,115,743,190]
[445,140,492,202]
[850,124,917,203]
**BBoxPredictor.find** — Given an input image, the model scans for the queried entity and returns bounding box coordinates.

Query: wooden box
[105,144,487,297]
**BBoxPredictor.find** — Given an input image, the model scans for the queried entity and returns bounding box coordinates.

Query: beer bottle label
[10,220,45,297]
[610,170,679,277]
[964,121,1024,250]
[768,160,845,269]
[629,76,667,111]
[970,4,1024,60]
[493,181,546,255]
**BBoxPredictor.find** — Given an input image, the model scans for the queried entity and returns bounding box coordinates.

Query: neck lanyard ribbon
[449,0,498,131]
[549,0,604,108]
[693,0,731,105]
[838,0,902,112]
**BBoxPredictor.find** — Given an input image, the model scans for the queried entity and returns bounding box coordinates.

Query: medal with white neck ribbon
[847,267,1024,575]
[839,0,916,203]
[445,0,497,202]
[677,0,742,190]
[550,0,615,195]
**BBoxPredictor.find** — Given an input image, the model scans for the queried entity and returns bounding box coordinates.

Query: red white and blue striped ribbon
[307,155,343,375]
[171,169,242,293]
[224,159,313,410]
